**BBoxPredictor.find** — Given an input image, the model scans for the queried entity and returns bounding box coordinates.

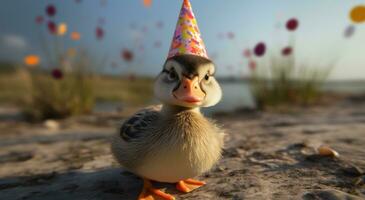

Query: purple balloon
[46,4,56,17]
[344,25,356,38]
[254,42,266,57]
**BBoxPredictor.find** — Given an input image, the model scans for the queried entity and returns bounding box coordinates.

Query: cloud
[0,34,28,51]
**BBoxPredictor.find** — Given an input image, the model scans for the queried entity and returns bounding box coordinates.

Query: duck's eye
[204,74,210,81]
[167,70,177,81]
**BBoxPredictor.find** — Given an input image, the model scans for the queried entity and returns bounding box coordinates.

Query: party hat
[167,0,208,59]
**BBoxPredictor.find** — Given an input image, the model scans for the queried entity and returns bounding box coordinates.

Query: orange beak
[173,76,205,104]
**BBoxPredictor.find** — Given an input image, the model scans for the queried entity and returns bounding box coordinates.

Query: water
[203,82,255,115]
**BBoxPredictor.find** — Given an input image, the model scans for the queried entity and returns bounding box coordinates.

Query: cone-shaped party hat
[167,0,208,59]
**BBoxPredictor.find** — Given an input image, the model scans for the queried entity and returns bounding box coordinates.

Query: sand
[0,97,364,200]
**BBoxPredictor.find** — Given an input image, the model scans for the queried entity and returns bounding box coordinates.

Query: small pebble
[317,145,339,158]
[44,120,60,130]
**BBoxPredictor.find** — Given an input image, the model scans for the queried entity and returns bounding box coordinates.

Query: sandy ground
[0,98,364,200]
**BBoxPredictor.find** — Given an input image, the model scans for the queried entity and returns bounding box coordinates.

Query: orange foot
[138,179,175,200]
[176,179,206,193]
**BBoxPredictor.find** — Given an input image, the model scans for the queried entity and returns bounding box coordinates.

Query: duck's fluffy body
[111,105,224,183]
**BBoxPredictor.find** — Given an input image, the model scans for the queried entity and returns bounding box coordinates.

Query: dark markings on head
[166,54,212,79]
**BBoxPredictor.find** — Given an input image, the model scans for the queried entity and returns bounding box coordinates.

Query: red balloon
[46,4,56,17]
[47,21,57,35]
[254,42,266,57]
[282,47,293,56]
[96,27,104,40]
[286,18,299,31]
[52,69,63,80]
[121,49,134,62]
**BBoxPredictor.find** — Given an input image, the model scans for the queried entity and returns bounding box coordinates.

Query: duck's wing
[119,105,161,142]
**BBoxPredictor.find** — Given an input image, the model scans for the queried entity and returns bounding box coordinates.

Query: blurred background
[0,0,364,119]
[1,1,365,199]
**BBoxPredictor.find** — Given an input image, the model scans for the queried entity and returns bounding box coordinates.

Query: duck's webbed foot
[138,179,175,200]
[176,179,206,193]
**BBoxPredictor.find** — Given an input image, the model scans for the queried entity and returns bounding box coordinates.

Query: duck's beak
[173,76,205,104]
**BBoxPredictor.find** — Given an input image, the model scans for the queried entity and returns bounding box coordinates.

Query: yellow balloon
[57,23,68,36]
[350,5,365,23]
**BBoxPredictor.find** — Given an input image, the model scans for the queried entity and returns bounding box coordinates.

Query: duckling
[111,54,224,200]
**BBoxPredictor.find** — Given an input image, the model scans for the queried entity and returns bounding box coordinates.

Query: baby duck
[111,54,224,200]
[111,0,224,199]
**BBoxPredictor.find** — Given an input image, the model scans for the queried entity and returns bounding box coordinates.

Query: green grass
[91,75,154,105]
[0,71,154,119]
[0,70,30,104]
[250,53,332,110]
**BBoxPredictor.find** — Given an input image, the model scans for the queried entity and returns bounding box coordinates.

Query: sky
[0,0,364,80]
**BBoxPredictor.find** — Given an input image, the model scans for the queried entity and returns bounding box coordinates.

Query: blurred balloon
[35,16,44,24]
[282,47,293,56]
[143,0,152,8]
[46,4,56,17]
[243,49,252,58]
[96,27,104,40]
[52,69,63,80]
[47,21,57,35]
[24,55,40,67]
[249,60,257,71]
[254,42,266,57]
[70,32,81,41]
[286,18,299,31]
[344,25,356,38]
[121,49,134,62]
[57,23,67,36]
[227,32,235,40]
[350,5,365,23]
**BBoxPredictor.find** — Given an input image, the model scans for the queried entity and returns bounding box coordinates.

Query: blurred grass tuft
[0,68,154,121]
[250,52,332,110]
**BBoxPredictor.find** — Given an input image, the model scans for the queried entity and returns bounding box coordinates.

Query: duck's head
[154,54,222,108]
